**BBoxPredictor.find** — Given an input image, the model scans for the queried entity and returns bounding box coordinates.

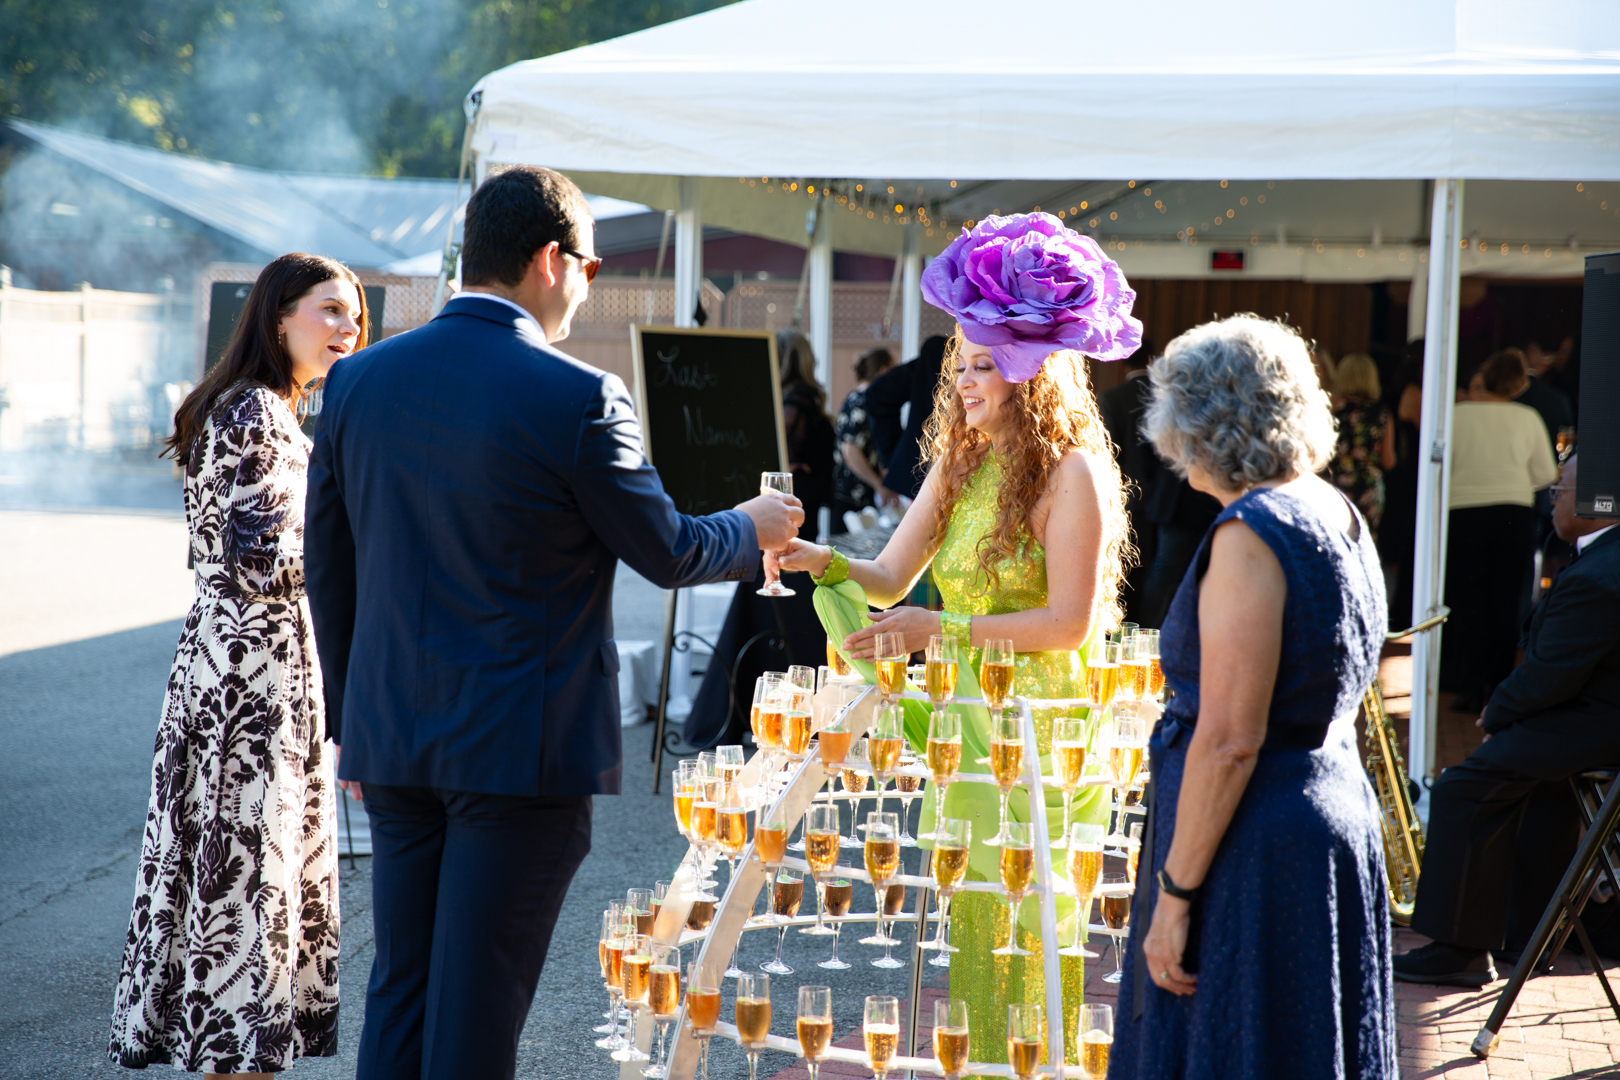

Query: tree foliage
[0,0,734,177]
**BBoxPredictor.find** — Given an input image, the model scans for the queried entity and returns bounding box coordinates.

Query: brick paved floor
[765,646,1620,1079]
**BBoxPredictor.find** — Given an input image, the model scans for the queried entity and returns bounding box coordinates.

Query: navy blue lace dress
[1109,487,1397,1080]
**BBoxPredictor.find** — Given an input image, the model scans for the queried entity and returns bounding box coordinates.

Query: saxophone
[1363,675,1424,924]
[1364,609,1447,926]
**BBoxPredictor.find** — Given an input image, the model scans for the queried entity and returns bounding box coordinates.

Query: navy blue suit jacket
[305,296,759,796]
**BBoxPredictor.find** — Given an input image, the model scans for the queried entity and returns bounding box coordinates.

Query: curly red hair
[922,327,1132,629]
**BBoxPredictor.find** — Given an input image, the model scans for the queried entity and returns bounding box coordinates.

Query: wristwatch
[1157,867,1199,902]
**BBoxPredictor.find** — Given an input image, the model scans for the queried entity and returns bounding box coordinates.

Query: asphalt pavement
[0,462,933,1079]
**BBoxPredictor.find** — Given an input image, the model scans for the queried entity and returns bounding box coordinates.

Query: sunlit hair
[922,327,1131,628]
[1146,315,1336,490]
[1335,352,1381,402]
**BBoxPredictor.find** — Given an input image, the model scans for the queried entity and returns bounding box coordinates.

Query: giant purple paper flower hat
[920,212,1143,383]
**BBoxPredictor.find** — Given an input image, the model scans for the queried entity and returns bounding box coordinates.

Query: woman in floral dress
[1328,352,1395,541]
[110,254,366,1078]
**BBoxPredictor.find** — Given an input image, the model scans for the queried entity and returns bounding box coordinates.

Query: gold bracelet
[939,610,972,649]
[810,546,850,587]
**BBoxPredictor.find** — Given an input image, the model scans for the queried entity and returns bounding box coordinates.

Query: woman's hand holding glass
[757,473,797,597]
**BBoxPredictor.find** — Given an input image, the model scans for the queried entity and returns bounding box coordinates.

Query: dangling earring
[295,377,325,423]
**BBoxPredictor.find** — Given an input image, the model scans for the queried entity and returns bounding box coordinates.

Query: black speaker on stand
[1579,251,1620,517]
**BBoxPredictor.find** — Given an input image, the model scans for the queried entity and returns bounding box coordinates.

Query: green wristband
[939,610,972,649]
[811,546,850,587]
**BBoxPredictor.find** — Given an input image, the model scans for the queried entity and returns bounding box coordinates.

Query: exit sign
[1211,250,1245,271]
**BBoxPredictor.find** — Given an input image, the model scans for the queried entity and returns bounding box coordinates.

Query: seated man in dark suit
[304,165,803,1079]
[1396,453,1620,986]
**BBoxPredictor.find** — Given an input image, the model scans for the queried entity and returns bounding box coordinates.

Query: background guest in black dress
[1098,340,1158,624]
[865,334,949,500]
[775,329,836,536]
[1399,454,1620,986]
[832,345,896,525]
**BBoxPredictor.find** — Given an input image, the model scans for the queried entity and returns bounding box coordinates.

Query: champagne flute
[1006,1003,1044,1080]
[818,878,854,969]
[1059,822,1104,959]
[716,744,746,792]
[735,973,772,1080]
[859,811,902,954]
[755,807,790,924]
[750,674,784,750]
[877,883,907,968]
[652,879,670,927]
[642,943,682,1078]
[980,638,1015,709]
[1079,1003,1114,1079]
[925,710,961,842]
[801,804,841,937]
[920,817,970,958]
[757,472,796,597]
[925,634,958,711]
[840,739,871,848]
[1141,627,1164,701]
[596,904,629,1044]
[875,632,908,701]
[689,773,721,902]
[1120,632,1151,704]
[628,888,655,937]
[1088,640,1121,711]
[893,763,923,847]
[984,711,1025,847]
[685,960,721,1080]
[864,995,900,1080]
[761,869,803,974]
[613,933,653,1062]
[934,998,970,1080]
[786,664,817,692]
[716,786,750,878]
[1109,713,1147,841]
[796,985,833,1080]
[783,685,815,758]
[1050,716,1087,849]
[992,821,1035,956]
[1100,872,1131,983]
[826,635,853,678]
[685,896,715,932]
[867,703,904,816]
[673,761,699,842]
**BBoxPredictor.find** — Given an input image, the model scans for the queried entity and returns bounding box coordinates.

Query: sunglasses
[563,248,603,283]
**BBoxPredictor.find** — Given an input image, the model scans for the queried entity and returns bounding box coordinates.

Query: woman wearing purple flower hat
[774,212,1138,1061]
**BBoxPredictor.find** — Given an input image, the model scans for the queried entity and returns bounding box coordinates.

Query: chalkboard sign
[631,326,788,517]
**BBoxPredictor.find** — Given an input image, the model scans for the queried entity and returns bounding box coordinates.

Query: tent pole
[674,178,702,328]
[1410,178,1464,800]
[809,193,833,392]
[901,223,921,363]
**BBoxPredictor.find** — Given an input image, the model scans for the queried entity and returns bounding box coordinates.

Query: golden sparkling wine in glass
[760,703,785,751]
[1149,653,1165,697]
[756,824,788,865]
[685,899,715,930]
[926,657,958,703]
[1110,744,1143,789]
[735,997,771,1044]
[868,735,902,775]
[927,737,961,781]
[980,661,1014,707]
[785,710,813,755]
[934,843,970,891]
[605,938,625,989]
[864,831,900,883]
[840,767,869,794]
[1122,657,1149,699]
[622,947,651,1004]
[1088,659,1118,709]
[819,727,852,765]
[990,736,1024,790]
[773,874,804,916]
[865,1027,898,1073]
[1006,1002,1044,1080]
[797,1015,832,1058]
[824,880,853,915]
[1070,846,1104,901]
[934,998,971,1077]
[647,963,680,1015]
[876,657,907,699]
[1000,844,1035,895]
[687,985,721,1029]
[1054,740,1086,786]
[804,830,840,874]
[1079,1002,1114,1079]
[1008,1036,1042,1079]
[895,773,922,794]
[826,638,852,676]
[690,801,717,842]
[1102,892,1130,929]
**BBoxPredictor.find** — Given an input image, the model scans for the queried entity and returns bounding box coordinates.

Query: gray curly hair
[1144,315,1337,489]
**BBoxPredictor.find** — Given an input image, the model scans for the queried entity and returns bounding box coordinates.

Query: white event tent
[464,0,1620,796]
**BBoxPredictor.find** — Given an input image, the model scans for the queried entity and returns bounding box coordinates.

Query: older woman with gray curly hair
[1109,316,1397,1080]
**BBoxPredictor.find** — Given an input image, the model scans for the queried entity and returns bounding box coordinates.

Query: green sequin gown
[921,453,1110,1065]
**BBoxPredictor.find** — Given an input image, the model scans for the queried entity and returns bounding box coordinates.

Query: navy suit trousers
[356,786,592,1080]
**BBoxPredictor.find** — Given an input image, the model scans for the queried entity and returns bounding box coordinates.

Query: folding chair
[1472,769,1620,1057]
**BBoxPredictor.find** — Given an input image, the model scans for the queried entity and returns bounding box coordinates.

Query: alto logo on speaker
[1596,496,1615,514]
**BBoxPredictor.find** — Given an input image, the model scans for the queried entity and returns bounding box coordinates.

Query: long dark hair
[165,254,367,465]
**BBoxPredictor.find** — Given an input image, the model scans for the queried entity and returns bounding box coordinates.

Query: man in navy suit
[305,165,802,1079]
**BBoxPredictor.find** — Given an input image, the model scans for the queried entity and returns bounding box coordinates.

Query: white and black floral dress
[110,384,340,1073]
